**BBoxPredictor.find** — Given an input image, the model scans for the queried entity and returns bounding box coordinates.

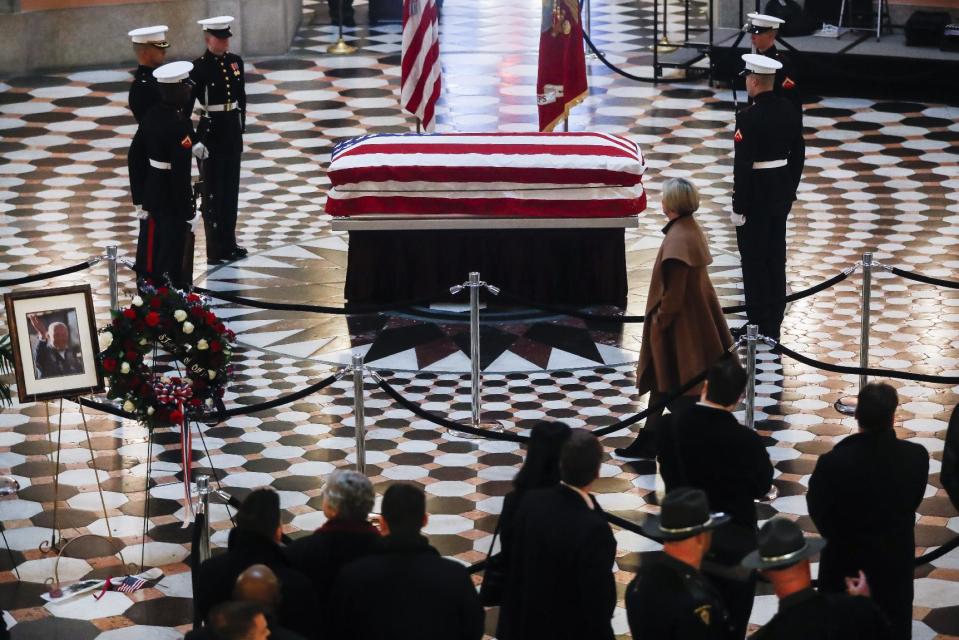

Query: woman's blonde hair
[662,178,700,216]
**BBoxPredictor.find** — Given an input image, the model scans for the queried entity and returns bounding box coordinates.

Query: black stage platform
[708,27,959,99]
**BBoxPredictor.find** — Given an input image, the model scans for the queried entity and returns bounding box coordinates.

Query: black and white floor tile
[1,0,958,637]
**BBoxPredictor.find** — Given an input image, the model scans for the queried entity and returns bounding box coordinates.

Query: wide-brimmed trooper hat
[641,488,731,541]
[741,517,827,570]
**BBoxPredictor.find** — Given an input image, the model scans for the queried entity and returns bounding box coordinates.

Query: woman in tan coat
[615,178,733,459]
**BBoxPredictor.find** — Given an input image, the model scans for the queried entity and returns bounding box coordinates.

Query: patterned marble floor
[1,0,959,638]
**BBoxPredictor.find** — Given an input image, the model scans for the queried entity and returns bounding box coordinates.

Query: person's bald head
[233,564,281,613]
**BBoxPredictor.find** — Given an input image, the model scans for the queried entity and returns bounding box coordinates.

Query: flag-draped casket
[325,132,647,219]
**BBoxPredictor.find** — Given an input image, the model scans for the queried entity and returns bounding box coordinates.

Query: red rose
[145,312,160,327]
[190,306,204,318]
[150,297,161,309]
[210,340,222,353]
[122,308,136,320]
[190,398,201,408]
[187,293,201,303]
[205,311,216,324]
[169,410,184,423]
[102,358,117,372]
[125,350,137,362]
[158,287,169,296]
[226,330,236,341]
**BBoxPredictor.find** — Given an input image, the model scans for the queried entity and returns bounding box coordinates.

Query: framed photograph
[3,285,104,403]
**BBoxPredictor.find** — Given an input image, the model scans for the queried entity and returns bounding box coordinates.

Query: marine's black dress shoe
[231,246,249,258]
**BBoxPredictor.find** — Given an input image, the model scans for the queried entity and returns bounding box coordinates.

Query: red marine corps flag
[537,0,588,131]
[401,0,441,132]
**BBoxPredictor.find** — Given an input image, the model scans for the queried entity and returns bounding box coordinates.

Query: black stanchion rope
[888,266,959,291]
[76,373,340,422]
[772,342,959,385]
[0,260,97,287]
[191,287,454,316]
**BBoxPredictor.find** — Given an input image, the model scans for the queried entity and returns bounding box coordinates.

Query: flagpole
[563,117,569,132]
[416,117,421,133]
[327,0,357,55]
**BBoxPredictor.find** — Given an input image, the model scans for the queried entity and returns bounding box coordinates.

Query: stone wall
[0,0,301,76]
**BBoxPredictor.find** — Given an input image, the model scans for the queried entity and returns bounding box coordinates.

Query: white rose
[120,362,130,374]
[147,406,155,416]
[139,338,147,346]
[182,322,195,335]
[174,309,187,323]
[205,398,214,407]
[98,331,113,350]
[197,339,209,351]
[208,369,217,380]
[132,296,144,307]
[123,400,135,412]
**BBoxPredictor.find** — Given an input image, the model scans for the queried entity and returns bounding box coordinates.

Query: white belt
[201,102,238,113]
[753,159,788,170]
[149,159,172,170]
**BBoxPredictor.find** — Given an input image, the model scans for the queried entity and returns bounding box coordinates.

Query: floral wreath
[97,285,236,430]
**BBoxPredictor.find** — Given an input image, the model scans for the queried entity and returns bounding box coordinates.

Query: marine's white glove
[188,213,201,234]
[135,205,148,221]
[729,212,746,227]
[192,142,209,161]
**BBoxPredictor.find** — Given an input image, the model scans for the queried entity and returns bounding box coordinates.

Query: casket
[325,132,647,219]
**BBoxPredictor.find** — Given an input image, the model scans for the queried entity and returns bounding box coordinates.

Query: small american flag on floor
[326,132,647,219]
[401,0,441,132]
[114,575,147,593]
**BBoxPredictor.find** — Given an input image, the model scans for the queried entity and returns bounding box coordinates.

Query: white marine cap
[740,53,783,75]
[746,12,785,33]
[153,60,194,84]
[198,15,235,37]
[128,25,170,47]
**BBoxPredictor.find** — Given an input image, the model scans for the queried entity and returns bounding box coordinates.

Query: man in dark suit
[30,316,83,379]
[808,382,929,640]
[626,488,735,640]
[744,518,892,640]
[500,429,617,640]
[731,53,804,341]
[194,488,317,639]
[330,483,484,640]
[658,355,774,639]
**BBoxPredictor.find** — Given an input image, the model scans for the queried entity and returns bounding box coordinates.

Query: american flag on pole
[401,0,441,132]
[326,132,647,218]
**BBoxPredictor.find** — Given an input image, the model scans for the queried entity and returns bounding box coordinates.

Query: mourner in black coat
[329,484,484,640]
[807,383,929,640]
[657,356,773,639]
[194,490,317,639]
[285,518,382,609]
[500,430,617,640]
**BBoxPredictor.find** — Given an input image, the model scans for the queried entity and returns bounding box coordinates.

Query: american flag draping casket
[325,132,647,219]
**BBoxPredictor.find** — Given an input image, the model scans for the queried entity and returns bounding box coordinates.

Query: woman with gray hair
[285,470,381,611]
[615,178,733,459]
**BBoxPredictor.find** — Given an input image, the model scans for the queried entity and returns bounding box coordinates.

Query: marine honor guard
[138,61,203,288]
[191,16,247,264]
[731,54,804,341]
[745,13,802,113]
[126,25,169,279]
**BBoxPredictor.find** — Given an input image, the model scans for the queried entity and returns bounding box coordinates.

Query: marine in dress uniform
[743,518,893,640]
[626,489,735,640]
[191,16,247,264]
[140,61,200,288]
[126,26,169,280]
[745,13,802,114]
[731,54,804,341]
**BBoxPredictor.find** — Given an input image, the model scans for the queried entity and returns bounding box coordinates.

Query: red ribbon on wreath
[154,379,195,523]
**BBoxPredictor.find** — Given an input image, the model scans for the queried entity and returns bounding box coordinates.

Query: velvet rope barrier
[886,266,959,291]
[771,342,959,385]
[75,373,341,423]
[0,258,101,287]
